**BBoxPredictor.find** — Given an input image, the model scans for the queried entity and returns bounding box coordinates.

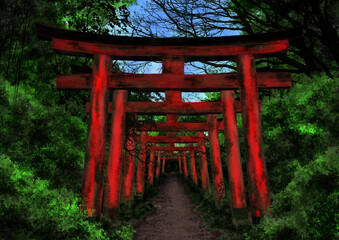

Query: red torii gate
[36,23,297,223]
[156,152,186,176]
[85,103,258,201]
[160,149,199,184]
[136,131,209,192]
[155,147,194,179]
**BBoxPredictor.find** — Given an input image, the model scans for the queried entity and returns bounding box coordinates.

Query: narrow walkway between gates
[133,173,220,240]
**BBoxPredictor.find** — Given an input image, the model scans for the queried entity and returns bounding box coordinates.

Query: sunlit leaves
[60,0,135,34]
[0,154,109,239]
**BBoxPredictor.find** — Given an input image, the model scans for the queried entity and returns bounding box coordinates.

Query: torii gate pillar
[178,156,182,174]
[162,156,166,173]
[189,143,198,185]
[221,90,248,220]
[136,131,147,194]
[122,114,138,202]
[182,154,188,178]
[207,114,225,204]
[197,132,210,192]
[103,89,127,220]
[156,151,161,178]
[81,55,111,218]
[238,54,271,219]
[148,144,155,184]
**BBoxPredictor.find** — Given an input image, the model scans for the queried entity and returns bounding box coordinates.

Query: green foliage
[0,79,86,190]
[307,191,339,240]
[59,0,135,34]
[0,154,109,240]
[244,147,338,240]
[111,225,135,240]
[262,74,338,191]
[0,153,142,240]
[242,74,339,239]
[0,0,164,238]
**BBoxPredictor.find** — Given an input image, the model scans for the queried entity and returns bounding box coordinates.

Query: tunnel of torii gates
[36,23,300,223]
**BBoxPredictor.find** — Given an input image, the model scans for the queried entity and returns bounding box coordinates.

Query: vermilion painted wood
[147,146,202,151]
[207,114,226,204]
[178,156,182,174]
[197,132,210,192]
[81,55,110,218]
[52,37,289,58]
[164,58,183,160]
[136,131,147,194]
[136,121,223,131]
[103,90,127,220]
[189,143,198,185]
[182,155,188,178]
[126,101,222,115]
[86,101,261,116]
[162,153,185,157]
[163,61,182,177]
[122,116,138,202]
[56,72,291,90]
[155,151,161,178]
[161,156,165,173]
[163,56,185,76]
[35,23,294,42]
[162,156,183,159]
[238,54,271,218]
[126,134,205,143]
[221,91,248,219]
[147,144,155,185]
[146,136,204,143]
[37,24,300,62]
[86,101,239,114]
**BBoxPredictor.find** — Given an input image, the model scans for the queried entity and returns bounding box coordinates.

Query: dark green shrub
[307,192,339,240]
[0,80,86,191]
[0,154,109,240]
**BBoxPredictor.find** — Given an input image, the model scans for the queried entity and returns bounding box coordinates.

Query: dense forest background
[0,0,338,239]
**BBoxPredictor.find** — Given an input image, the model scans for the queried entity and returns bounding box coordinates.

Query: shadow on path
[133,173,220,240]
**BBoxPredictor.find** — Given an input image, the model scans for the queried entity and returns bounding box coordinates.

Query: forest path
[133,173,220,240]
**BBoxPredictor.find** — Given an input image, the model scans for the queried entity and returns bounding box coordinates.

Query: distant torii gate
[148,144,197,181]
[36,23,297,223]
[162,154,186,176]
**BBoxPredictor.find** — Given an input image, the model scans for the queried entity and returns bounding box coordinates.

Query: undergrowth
[179,74,339,240]
[0,78,167,239]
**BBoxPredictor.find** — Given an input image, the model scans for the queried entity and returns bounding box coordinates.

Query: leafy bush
[244,147,338,239]
[243,74,339,239]
[262,74,338,192]
[0,154,109,240]
[0,80,86,191]
[307,191,338,240]
[111,225,135,240]
[0,78,162,239]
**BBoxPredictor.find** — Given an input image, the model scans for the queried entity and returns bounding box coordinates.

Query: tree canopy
[131,0,339,77]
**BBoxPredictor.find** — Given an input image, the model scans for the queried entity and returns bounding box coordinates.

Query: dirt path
[133,173,220,240]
